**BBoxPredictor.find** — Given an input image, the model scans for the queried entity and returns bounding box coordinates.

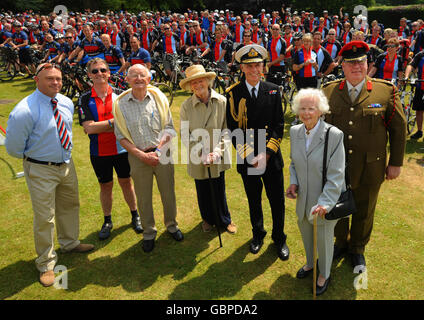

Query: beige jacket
[180,89,231,180]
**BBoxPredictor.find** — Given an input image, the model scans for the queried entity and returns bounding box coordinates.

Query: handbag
[322,126,357,220]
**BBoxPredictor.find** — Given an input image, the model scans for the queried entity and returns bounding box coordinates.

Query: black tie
[251,87,257,102]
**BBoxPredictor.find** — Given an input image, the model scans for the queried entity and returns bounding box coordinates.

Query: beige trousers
[23,158,80,272]
[128,154,179,240]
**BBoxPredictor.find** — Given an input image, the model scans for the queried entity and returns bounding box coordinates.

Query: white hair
[291,88,330,115]
[127,63,152,79]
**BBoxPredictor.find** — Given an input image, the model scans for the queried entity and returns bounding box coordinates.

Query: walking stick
[313,213,318,300]
[207,165,223,248]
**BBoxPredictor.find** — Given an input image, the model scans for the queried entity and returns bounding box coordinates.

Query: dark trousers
[194,171,232,227]
[240,166,287,245]
[295,76,318,90]
[334,183,381,254]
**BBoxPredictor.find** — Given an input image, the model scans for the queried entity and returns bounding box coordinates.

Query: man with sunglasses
[266,24,287,85]
[322,41,406,272]
[77,58,141,240]
[5,63,95,287]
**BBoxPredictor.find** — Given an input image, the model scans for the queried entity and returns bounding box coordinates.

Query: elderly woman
[179,65,237,234]
[286,88,346,296]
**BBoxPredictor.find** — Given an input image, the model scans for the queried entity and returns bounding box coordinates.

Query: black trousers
[194,171,232,227]
[240,166,287,245]
[295,76,318,90]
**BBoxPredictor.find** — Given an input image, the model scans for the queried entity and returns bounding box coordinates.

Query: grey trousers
[297,216,338,279]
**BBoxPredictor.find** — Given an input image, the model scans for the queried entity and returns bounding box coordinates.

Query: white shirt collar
[245,80,260,97]
[346,78,366,93]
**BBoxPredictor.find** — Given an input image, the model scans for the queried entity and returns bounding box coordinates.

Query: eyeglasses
[328,33,336,35]
[244,34,251,37]
[65,36,73,39]
[164,28,170,30]
[90,68,108,74]
[272,28,279,31]
[35,63,61,76]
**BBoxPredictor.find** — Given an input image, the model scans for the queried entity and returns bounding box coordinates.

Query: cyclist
[368,38,404,85]
[101,33,126,75]
[122,35,151,72]
[68,23,105,65]
[404,49,424,139]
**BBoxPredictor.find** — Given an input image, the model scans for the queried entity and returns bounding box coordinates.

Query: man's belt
[24,156,64,166]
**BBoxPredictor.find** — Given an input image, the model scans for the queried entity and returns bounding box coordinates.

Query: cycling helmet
[293,32,303,40]
[55,33,64,40]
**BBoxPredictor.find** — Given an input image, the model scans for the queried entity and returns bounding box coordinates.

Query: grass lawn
[0,77,423,300]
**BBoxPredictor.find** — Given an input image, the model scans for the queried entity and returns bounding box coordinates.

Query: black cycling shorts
[412,89,424,111]
[90,153,131,184]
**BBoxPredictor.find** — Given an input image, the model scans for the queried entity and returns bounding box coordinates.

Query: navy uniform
[322,41,406,270]
[226,44,289,260]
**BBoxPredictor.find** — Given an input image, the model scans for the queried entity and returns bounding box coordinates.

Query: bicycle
[199,59,235,95]
[109,72,174,107]
[0,47,19,81]
[266,71,297,115]
[399,78,422,134]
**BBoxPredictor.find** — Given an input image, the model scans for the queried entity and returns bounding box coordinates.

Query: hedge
[368,5,424,29]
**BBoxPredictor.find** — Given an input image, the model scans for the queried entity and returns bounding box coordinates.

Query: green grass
[0,78,423,300]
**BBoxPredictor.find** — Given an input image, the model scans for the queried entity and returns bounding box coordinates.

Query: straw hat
[179,65,216,91]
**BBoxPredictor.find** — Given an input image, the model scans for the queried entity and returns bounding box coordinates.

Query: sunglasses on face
[164,28,170,30]
[328,33,335,35]
[65,36,73,39]
[91,68,108,74]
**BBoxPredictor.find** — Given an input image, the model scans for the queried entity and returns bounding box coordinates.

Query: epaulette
[225,81,240,93]
[321,78,342,88]
[372,78,395,87]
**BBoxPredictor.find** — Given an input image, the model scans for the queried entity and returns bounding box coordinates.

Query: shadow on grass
[252,255,358,300]
[0,260,38,299]
[60,223,214,294]
[168,241,278,299]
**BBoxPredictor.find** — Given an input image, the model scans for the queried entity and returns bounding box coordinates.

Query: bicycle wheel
[0,60,16,81]
[279,86,288,115]
[155,82,174,107]
[407,108,416,134]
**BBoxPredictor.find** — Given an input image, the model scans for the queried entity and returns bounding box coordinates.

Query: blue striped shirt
[6,89,74,163]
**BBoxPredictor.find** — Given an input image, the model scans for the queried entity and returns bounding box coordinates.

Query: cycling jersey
[267,36,286,66]
[78,86,126,157]
[128,47,151,65]
[374,52,404,81]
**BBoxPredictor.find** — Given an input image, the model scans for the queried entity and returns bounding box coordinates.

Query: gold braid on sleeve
[229,91,247,130]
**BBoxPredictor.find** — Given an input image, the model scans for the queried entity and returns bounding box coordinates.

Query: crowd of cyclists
[1,6,424,138]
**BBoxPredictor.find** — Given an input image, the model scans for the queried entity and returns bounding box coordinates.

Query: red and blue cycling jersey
[267,36,286,66]
[128,47,151,65]
[78,86,126,157]
[374,52,404,81]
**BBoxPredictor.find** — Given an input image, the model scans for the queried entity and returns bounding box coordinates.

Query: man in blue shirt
[5,63,94,287]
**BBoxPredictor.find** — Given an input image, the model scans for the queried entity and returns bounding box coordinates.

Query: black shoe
[351,253,366,272]
[410,130,423,139]
[316,276,331,296]
[333,244,347,260]
[249,238,263,254]
[131,216,143,234]
[296,265,315,279]
[98,222,113,240]
[276,242,290,261]
[142,239,155,253]
[170,229,184,242]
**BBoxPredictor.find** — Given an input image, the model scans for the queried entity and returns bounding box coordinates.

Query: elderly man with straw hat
[226,44,290,260]
[179,64,237,234]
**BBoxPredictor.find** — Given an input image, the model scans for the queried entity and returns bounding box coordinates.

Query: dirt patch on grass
[0,99,16,105]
